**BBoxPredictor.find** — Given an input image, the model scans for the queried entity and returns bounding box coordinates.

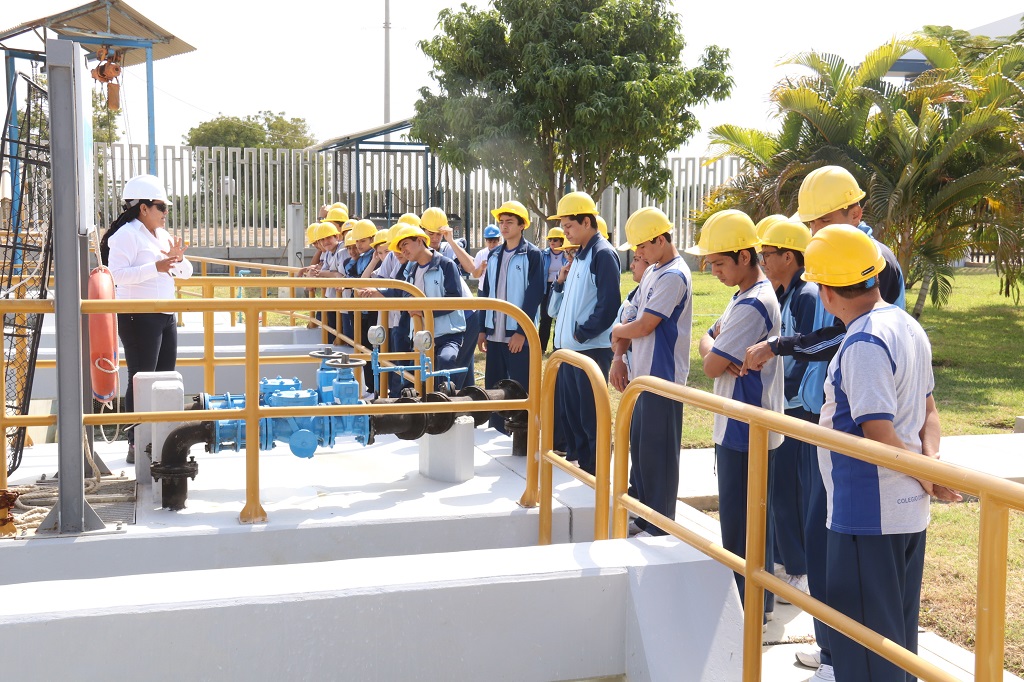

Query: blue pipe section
[206,358,370,459]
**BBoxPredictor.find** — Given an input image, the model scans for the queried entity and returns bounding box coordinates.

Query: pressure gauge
[367,325,387,347]
[413,330,434,353]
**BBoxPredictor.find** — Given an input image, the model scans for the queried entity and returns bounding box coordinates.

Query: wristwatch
[767,335,780,354]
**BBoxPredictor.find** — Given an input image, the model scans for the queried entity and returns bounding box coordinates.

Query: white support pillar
[132,371,182,483]
[419,416,475,483]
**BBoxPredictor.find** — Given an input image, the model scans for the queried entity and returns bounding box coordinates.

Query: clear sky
[3,1,1022,157]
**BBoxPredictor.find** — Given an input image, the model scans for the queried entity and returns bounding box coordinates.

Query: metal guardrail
[533,349,613,542]
[611,375,1024,682]
[0,293,541,528]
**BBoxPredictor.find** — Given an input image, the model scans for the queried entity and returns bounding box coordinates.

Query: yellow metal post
[975,496,1009,682]
[611,386,639,539]
[538,355,557,544]
[239,311,267,524]
[742,423,770,682]
[518,323,544,509]
[203,282,215,395]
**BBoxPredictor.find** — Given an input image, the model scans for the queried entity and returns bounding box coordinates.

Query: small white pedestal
[419,416,475,483]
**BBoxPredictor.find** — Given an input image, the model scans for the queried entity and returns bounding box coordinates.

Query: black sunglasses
[147,201,168,213]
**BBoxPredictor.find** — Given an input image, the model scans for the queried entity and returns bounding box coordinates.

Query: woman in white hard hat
[100,174,192,464]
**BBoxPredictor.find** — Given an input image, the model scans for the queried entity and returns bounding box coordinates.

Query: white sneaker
[795,648,821,669]
[773,562,788,579]
[765,611,774,622]
[778,573,809,604]
[628,520,644,536]
[809,664,834,681]
[634,530,653,538]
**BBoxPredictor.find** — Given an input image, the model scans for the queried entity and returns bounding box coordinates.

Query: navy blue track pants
[629,392,683,536]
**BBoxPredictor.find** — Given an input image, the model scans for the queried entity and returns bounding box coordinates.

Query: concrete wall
[0,539,743,682]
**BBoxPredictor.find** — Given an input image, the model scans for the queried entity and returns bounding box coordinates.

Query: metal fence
[93,143,742,253]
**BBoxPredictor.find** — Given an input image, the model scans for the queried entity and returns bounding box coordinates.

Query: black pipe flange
[423,392,456,434]
[151,455,199,482]
[453,386,493,426]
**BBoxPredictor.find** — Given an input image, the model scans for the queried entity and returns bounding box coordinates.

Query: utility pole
[384,0,391,141]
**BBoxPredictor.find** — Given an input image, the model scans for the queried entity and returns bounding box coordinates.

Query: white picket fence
[93,143,742,253]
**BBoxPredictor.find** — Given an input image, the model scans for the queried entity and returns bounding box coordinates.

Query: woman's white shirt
[107,219,193,305]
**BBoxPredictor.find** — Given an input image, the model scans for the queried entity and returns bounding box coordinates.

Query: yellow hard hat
[802,224,886,287]
[344,230,356,247]
[547,191,598,220]
[326,206,349,223]
[420,207,448,232]
[316,221,340,242]
[562,240,580,250]
[755,214,789,240]
[305,223,321,247]
[760,220,812,252]
[797,166,866,222]
[620,207,672,252]
[340,220,356,234]
[389,224,429,253]
[596,215,609,240]
[371,228,391,248]
[684,209,760,256]
[491,200,531,228]
[544,226,567,241]
[398,213,421,227]
[330,202,348,212]
[350,219,378,242]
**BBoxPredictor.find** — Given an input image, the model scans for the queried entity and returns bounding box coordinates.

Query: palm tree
[706,35,1024,315]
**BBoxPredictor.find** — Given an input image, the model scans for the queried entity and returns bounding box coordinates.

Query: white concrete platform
[3,428,595,585]
[5,409,1022,679]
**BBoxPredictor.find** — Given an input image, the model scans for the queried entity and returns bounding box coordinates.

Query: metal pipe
[153,421,211,510]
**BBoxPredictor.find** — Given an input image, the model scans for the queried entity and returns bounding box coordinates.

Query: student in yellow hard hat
[370,226,413,396]
[358,225,466,374]
[741,167,909,679]
[756,219,818,607]
[477,200,544,434]
[691,208,783,626]
[611,207,692,538]
[311,222,344,344]
[803,225,959,682]
[548,191,621,474]
[538,225,570,353]
[421,206,481,390]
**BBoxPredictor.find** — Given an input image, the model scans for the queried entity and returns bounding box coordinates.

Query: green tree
[184,110,314,149]
[411,0,732,217]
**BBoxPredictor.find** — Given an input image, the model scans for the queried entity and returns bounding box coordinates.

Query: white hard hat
[122,174,172,205]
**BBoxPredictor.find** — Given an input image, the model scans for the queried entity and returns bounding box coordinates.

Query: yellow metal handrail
[612,375,1024,682]
[184,255,301,327]
[0,294,541,529]
[535,350,613,543]
[175,276,433,394]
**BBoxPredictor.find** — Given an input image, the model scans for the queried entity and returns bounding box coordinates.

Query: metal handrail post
[741,423,769,682]
[239,309,267,524]
[975,496,1009,682]
[530,350,611,541]
[203,282,215,394]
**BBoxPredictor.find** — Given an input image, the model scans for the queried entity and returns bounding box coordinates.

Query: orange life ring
[88,266,119,403]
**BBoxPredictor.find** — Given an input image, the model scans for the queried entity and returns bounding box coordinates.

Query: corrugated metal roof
[0,0,194,66]
[310,119,414,152]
